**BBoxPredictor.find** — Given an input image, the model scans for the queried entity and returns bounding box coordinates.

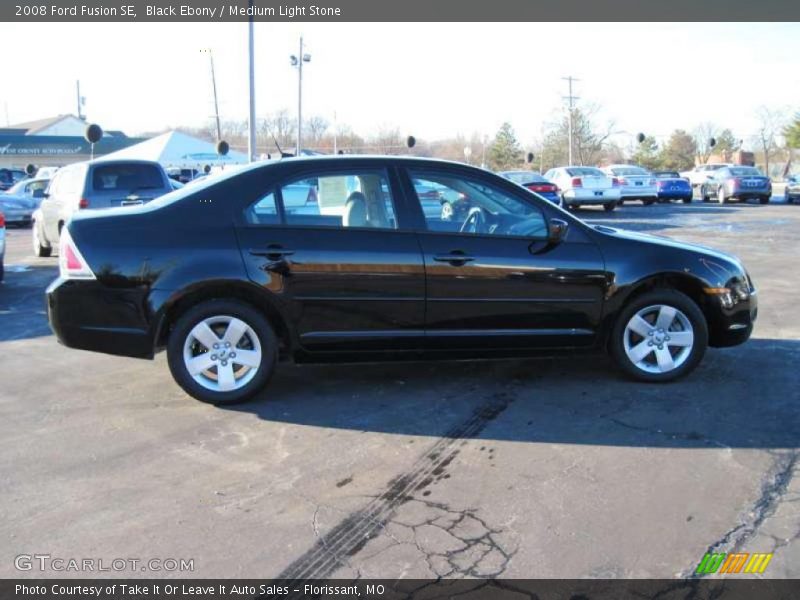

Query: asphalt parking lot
[1,194,798,580]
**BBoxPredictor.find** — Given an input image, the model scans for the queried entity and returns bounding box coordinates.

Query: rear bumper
[564,189,621,204]
[729,190,771,200]
[657,189,692,199]
[620,186,657,199]
[46,277,156,359]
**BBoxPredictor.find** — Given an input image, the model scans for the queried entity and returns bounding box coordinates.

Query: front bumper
[706,287,758,348]
[47,277,156,359]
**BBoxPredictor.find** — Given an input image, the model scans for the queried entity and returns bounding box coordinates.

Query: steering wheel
[460,207,487,234]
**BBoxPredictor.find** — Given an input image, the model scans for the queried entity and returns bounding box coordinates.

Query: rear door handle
[433,253,475,265]
[249,246,295,259]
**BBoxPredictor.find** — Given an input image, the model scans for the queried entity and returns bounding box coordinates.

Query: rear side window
[92,164,164,192]
[246,192,280,225]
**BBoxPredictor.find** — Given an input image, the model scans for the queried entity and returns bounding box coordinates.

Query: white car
[543,166,621,211]
[601,165,657,205]
[680,163,733,188]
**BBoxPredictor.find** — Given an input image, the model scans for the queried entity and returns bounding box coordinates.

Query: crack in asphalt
[686,450,799,579]
[270,384,520,589]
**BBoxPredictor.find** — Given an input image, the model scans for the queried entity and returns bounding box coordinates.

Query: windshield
[566,167,605,177]
[728,167,762,177]
[611,167,649,176]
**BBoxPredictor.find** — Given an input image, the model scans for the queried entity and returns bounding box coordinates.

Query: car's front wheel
[759,196,770,204]
[610,289,708,383]
[682,196,692,204]
[717,186,727,204]
[643,198,656,206]
[167,299,278,404]
[603,202,616,212]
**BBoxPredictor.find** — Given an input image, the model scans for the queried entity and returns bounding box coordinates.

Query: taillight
[527,184,556,193]
[571,177,582,188]
[731,177,741,188]
[0,212,5,228]
[78,198,90,209]
[616,177,627,186]
[612,177,621,187]
[58,228,95,280]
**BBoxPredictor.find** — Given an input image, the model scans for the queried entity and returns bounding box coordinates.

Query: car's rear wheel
[32,221,52,257]
[682,196,692,204]
[643,198,655,206]
[610,289,708,383]
[759,196,770,204]
[603,202,616,212]
[717,186,727,204]
[167,299,278,404]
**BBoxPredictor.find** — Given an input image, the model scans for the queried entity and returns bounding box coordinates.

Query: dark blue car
[499,171,562,206]
[653,171,693,203]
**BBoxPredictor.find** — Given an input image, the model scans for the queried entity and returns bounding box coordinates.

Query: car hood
[592,224,744,269]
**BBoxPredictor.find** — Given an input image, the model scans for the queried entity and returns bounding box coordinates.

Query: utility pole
[562,76,580,165]
[202,49,222,141]
[333,110,337,154]
[246,2,256,162]
[291,36,311,155]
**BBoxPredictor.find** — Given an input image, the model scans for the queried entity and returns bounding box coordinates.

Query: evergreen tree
[487,123,523,171]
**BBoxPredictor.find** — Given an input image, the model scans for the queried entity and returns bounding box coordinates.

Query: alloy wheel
[182,315,262,392]
[623,304,694,374]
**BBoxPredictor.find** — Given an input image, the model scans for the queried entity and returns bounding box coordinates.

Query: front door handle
[249,245,295,260]
[433,252,475,265]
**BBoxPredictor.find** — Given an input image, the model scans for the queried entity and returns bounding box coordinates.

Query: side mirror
[547,218,569,244]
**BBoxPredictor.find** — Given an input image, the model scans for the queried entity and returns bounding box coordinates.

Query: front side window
[281,171,397,230]
[409,170,547,239]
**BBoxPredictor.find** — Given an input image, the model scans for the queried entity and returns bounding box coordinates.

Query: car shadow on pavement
[0,264,57,342]
[226,337,800,449]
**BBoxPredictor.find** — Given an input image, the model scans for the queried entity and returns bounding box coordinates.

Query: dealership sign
[0,135,145,157]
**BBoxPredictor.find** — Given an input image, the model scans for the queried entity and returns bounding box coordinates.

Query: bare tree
[753,106,786,177]
[693,122,720,163]
[306,116,329,145]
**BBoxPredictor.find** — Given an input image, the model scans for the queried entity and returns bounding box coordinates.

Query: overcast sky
[1,22,798,147]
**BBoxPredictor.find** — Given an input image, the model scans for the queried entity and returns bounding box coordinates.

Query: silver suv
[32,159,171,257]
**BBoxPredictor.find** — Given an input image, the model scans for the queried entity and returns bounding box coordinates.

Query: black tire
[682,196,692,204]
[759,196,770,205]
[700,185,709,202]
[167,299,278,405]
[32,221,52,257]
[0,260,4,283]
[643,198,656,206]
[603,202,616,212]
[609,289,708,383]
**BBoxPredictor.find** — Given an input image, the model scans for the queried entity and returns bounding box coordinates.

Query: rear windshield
[654,171,680,178]
[502,171,543,184]
[728,167,762,177]
[610,167,648,176]
[92,164,164,192]
[566,167,604,177]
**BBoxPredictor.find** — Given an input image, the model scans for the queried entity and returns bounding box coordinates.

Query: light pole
[246,1,256,162]
[290,36,311,155]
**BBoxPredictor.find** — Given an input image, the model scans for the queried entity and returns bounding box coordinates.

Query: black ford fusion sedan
[47,156,757,404]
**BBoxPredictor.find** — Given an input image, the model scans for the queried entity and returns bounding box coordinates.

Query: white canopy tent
[95,131,247,169]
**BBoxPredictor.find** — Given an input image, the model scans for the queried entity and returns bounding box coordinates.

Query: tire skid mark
[273,387,517,584]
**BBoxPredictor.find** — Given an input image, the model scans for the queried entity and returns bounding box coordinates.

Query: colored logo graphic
[696,552,773,574]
